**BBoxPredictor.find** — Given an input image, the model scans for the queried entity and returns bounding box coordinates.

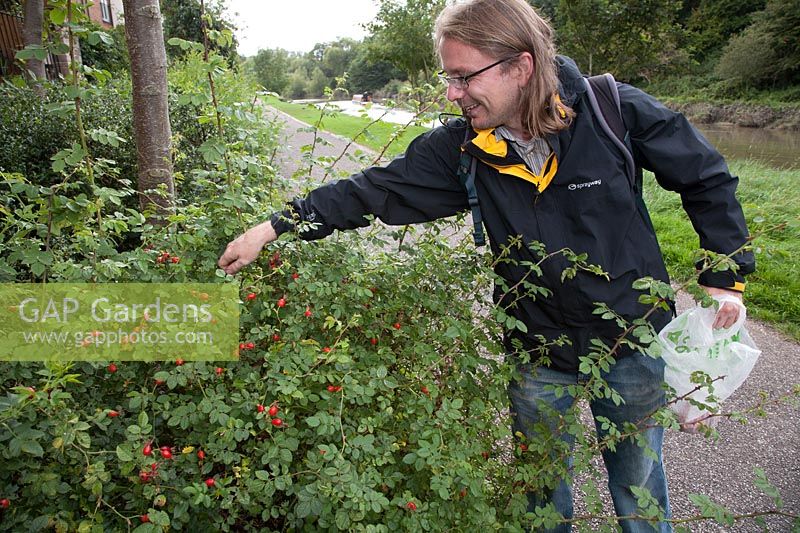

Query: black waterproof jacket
[270,56,755,373]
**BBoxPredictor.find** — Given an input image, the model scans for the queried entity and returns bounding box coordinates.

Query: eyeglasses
[437,56,518,90]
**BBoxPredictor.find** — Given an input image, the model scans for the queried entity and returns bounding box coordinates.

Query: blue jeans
[508,353,672,533]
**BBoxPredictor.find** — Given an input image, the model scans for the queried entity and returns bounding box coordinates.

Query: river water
[326,101,799,170]
[695,123,800,170]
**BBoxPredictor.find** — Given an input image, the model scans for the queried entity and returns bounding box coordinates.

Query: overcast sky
[226,0,380,57]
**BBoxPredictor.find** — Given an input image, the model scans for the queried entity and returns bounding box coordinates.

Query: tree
[556,0,685,81]
[122,0,175,221]
[529,0,559,20]
[160,0,238,64]
[687,0,766,62]
[21,0,46,87]
[320,38,359,80]
[366,0,446,86]
[251,48,290,94]
[348,45,406,93]
[715,0,800,88]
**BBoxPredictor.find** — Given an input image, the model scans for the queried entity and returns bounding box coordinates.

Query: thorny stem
[370,100,437,166]
[321,109,393,183]
[199,0,241,225]
[66,0,93,187]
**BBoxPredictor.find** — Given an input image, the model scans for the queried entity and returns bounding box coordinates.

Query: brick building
[0,0,124,80]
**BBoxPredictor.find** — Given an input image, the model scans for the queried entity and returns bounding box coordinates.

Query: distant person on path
[219,0,754,530]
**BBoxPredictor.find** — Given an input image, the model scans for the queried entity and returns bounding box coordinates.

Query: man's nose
[446,83,465,102]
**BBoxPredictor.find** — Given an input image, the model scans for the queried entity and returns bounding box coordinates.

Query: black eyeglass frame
[437,55,518,90]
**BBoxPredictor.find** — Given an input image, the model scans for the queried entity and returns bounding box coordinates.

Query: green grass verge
[266,95,798,339]
[264,95,430,158]
[645,160,800,340]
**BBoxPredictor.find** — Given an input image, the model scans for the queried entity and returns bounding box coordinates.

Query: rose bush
[2,19,795,531]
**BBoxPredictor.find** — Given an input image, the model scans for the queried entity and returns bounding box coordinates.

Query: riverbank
[665,100,800,130]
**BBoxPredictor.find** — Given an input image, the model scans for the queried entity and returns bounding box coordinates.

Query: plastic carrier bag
[658,295,761,431]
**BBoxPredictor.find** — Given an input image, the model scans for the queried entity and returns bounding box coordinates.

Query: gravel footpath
[264,107,800,531]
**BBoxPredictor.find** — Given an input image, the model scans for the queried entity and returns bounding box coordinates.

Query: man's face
[439,38,527,137]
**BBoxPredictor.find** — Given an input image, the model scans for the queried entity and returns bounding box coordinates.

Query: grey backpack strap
[585,74,653,231]
[584,74,637,190]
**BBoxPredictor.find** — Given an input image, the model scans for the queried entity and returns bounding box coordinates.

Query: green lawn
[263,95,430,158]
[644,160,800,340]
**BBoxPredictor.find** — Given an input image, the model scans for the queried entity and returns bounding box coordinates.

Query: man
[219,0,754,530]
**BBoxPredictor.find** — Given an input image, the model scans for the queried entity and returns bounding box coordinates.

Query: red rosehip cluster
[155,250,180,264]
[269,251,282,269]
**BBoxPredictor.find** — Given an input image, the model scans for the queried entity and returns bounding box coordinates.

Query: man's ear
[515,51,534,86]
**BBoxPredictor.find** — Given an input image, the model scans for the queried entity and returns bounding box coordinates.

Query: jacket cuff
[697,269,746,293]
[269,209,296,237]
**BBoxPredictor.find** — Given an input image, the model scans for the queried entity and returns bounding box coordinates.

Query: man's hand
[700,285,744,329]
[218,221,277,275]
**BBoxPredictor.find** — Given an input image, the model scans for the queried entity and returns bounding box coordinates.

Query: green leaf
[50,8,67,25]
[20,439,44,456]
[116,445,133,462]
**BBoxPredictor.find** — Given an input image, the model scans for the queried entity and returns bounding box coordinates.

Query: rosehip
[143,443,153,456]
[370,337,378,345]
[215,367,224,376]
[160,447,173,459]
[272,333,281,342]
[277,298,286,308]
[393,322,401,330]
[175,358,184,366]
[291,272,299,280]
[268,404,279,417]
[171,256,180,263]
[322,346,331,353]
[327,385,342,393]
[257,404,265,413]
[140,514,150,523]
[1,498,10,508]
[271,418,283,427]
[139,470,151,482]
[421,386,430,395]
[246,292,257,301]
[108,410,120,418]
[239,343,245,350]
[246,342,254,350]
[406,501,417,511]
[205,478,215,488]
[304,307,312,317]
[154,379,165,386]
[519,444,528,452]
[197,450,205,460]
[107,363,117,373]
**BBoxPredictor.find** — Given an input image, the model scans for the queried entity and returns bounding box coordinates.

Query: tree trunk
[122,0,175,223]
[22,0,46,88]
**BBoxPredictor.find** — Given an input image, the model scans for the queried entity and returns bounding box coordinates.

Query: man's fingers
[223,259,245,276]
[713,302,741,329]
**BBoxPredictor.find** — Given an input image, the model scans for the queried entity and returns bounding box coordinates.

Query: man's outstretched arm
[218,220,277,275]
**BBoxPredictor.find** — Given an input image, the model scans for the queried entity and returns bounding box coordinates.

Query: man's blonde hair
[434,0,574,138]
